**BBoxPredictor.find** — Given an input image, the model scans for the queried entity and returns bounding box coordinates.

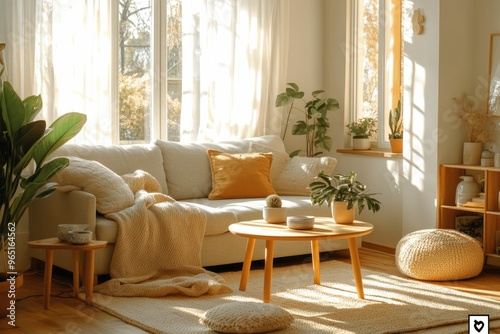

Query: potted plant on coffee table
[309,171,381,224]
[263,194,287,223]
[388,100,403,153]
[276,83,340,157]
[0,69,86,316]
[346,117,377,150]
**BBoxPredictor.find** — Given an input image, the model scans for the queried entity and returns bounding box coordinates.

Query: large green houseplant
[309,171,381,223]
[0,76,87,273]
[276,83,340,157]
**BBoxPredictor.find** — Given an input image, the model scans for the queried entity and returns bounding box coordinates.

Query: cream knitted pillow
[273,156,337,196]
[53,157,134,214]
[200,302,293,333]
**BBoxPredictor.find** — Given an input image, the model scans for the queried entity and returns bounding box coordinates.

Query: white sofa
[29,135,349,276]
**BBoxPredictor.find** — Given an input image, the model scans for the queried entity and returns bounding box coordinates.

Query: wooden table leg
[263,239,275,303]
[239,238,256,291]
[85,250,96,305]
[43,249,54,310]
[72,250,80,298]
[311,240,321,284]
[348,237,364,299]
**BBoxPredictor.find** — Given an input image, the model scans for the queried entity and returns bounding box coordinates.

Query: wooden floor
[1,248,499,334]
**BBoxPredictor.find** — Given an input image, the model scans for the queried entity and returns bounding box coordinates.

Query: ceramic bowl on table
[286,216,315,230]
[67,230,93,245]
[57,224,89,242]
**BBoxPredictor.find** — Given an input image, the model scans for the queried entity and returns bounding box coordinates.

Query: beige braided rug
[90,260,500,333]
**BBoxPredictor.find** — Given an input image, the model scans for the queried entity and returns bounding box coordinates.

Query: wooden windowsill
[336,148,402,158]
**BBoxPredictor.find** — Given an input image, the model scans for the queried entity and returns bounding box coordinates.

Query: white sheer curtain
[180,0,289,142]
[1,0,288,144]
[1,0,114,144]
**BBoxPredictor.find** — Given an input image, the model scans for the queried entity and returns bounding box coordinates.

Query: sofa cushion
[273,156,338,196]
[180,202,238,236]
[155,135,286,200]
[95,215,119,243]
[207,150,275,200]
[54,157,134,214]
[248,143,290,182]
[52,143,169,194]
[182,196,332,229]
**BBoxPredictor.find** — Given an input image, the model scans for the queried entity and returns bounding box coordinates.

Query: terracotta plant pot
[389,138,403,153]
[263,207,287,223]
[332,202,355,224]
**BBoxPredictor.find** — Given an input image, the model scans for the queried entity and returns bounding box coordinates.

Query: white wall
[285,0,500,249]
[285,0,403,248]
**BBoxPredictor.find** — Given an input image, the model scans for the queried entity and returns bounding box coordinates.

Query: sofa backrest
[52,144,169,194]
[155,135,286,200]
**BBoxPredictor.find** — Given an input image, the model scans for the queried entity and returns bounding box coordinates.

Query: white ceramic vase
[463,142,482,165]
[455,175,480,206]
[331,202,355,224]
[263,207,287,223]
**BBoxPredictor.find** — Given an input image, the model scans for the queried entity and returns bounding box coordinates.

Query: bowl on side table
[67,231,93,245]
[57,224,89,242]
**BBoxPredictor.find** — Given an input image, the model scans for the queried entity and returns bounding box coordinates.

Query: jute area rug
[90,260,500,333]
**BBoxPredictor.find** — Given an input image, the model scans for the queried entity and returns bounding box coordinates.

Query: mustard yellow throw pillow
[207,150,276,199]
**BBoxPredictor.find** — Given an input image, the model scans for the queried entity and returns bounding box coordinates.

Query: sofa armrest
[29,189,97,241]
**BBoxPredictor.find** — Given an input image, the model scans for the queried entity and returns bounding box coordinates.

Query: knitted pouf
[200,301,293,333]
[395,229,484,281]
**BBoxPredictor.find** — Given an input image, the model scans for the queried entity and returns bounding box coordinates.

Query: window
[118,0,182,144]
[349,0,402,147]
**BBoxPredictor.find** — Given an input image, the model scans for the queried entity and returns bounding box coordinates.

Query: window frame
[348,0,402,149]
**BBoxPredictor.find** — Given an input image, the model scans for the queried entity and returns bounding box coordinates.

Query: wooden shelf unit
[438,164,500,266]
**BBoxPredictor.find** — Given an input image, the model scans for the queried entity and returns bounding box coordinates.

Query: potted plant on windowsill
[346,117,377,150]
[309,171,381,224]
[388,100,403,153]
[276,83,340,157]
[0,63,86,316]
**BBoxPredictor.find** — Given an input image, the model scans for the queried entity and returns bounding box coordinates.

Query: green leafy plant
[0,73,87,271]
[276,83,340,157]
[309,171,381,215]
[346,117,377,138]
[388,100,403,139]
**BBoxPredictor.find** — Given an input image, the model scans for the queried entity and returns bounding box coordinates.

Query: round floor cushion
[396,229,484,281]
[200,301,293,333]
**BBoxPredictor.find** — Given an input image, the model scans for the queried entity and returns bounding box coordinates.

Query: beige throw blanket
[90,170,232,297]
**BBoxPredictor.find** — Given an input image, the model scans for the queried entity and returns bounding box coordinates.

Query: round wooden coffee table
[229,217,373,303]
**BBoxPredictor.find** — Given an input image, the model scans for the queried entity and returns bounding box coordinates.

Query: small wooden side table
[28,237,107,309]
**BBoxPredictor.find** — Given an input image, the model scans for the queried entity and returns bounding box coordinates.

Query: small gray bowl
[67,230,92,245]
[287,216,315,230]
[57,224,89,242]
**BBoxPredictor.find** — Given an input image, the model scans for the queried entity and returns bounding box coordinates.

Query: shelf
[486,211,500,216]
[441,164,500,171]
[439,164,500,266]
[486,253,500,267]
[440,205,484,213]
[336,148,402,158]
